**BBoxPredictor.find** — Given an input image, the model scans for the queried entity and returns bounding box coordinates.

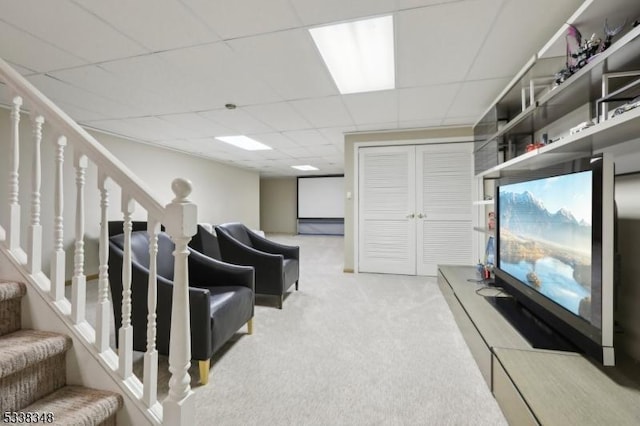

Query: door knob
[417,213,424,218]
[406,213,415,219]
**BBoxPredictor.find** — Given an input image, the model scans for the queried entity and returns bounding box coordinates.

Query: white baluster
[96,173,111,353]
[71,154,88,325]
[163,178,196,426]
[50,136,67,301]
[118,196,135,379]
[143,219,161,407]
[27,115,44,274]
[8,96,22,251]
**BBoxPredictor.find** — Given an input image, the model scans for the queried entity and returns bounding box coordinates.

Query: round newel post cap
[171,178,192,201]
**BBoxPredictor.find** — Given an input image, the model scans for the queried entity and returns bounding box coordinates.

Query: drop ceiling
[0,0,594,176]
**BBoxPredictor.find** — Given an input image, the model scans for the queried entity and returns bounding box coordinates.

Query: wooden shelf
[473,227,495,236]
[476,106,640,178]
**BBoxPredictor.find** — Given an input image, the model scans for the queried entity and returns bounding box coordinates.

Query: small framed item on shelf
[487,211,496,230]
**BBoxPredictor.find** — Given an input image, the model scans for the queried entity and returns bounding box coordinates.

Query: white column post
[162,178,197,426]
[118,196,135,379]
[71,154,88,324]
[96,173,111,353]
[8,96,23,251]
[143,219,161,407]
[51,136,67,302]
[27,115,44,274]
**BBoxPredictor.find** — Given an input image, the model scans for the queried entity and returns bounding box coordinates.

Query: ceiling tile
[283,129,331,147]
[397,84,460,122]
[49,65,175,116]
[27,75,146,119]
[243,102,312,132]
[467,0,583,80]
[0,22,87,72]
[157,113,235,138]
[228,29,338,100]
[342,90,398,125]
[1,0,147,63]
[290,97,355,128]
[181,0,301,39]
[396,0,502,87]
[158,42,282,108]
[447,77,511,118]
[198,108,274,135]
[317,126,355,146]
[249,133,301,150]
[83,118,155,141]
[305,144,342,156]
[289,0,396,26]
[73,0,219,51]
[397,0,460,8]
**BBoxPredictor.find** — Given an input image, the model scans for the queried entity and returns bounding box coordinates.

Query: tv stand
[438,265,640,425]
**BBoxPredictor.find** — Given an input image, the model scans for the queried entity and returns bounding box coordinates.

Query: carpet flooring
[83,235,507,425]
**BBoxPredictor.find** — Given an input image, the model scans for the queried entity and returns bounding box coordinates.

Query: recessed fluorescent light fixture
[292,165,319,171]
[309,15,395,94]
[215,135,272,151]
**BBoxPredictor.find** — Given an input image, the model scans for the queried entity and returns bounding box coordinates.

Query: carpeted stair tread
[0,281,26,302]
[21,385,123,426]
[0,330,71,379]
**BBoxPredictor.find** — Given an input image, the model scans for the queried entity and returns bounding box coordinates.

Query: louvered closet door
[358,146,416,274]
[416,143,473,275]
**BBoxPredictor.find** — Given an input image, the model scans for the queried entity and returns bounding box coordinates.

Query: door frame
[353,137,474,274]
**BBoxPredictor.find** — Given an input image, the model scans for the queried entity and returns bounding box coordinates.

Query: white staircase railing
[0,57,195,425]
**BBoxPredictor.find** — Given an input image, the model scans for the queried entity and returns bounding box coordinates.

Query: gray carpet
[84,235,507,425]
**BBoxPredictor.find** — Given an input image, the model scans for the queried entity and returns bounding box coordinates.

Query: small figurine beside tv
[493,154,616,366]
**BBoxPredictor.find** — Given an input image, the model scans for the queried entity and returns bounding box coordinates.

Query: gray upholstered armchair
[108,231,255,385]
[212,223,299,309]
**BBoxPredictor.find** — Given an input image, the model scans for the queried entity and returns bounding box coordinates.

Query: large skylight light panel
[215,135,272,151]
[309,15,395,95]
[292,165,319,171]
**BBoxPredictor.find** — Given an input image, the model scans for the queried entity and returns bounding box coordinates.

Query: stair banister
[0,56,197,425]
[0,57,165,221]
[8,95,22,251]
[162,179,197,426]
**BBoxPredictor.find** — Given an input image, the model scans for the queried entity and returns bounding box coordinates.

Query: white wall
[0,107,259,277]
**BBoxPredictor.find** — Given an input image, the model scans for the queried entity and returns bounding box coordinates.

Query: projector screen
[297,176,344,219]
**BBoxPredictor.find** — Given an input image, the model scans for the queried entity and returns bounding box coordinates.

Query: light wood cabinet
[438,265,640,425]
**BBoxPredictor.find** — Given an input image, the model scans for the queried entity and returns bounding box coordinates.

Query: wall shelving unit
[472,0,640,260]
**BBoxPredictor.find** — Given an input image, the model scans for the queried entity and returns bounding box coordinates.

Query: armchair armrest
[187,248,254,291]
[154,274,214,360]
[247,230,299,260]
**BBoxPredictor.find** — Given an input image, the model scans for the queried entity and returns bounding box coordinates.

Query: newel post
[162,178,196,426]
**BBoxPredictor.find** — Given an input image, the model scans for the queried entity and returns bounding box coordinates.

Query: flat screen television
[494,154,615,365]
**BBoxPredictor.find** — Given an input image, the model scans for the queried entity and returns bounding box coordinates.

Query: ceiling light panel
[309,15,395,94]
[292,165,319,171]
[215,135,272,151]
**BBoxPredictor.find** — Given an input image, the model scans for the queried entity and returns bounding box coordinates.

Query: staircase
[0,56,198,425]
[0,280,122,424]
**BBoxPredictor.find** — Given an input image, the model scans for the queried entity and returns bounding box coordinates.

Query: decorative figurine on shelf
[598,19,626,52]
[554,20,627,87]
